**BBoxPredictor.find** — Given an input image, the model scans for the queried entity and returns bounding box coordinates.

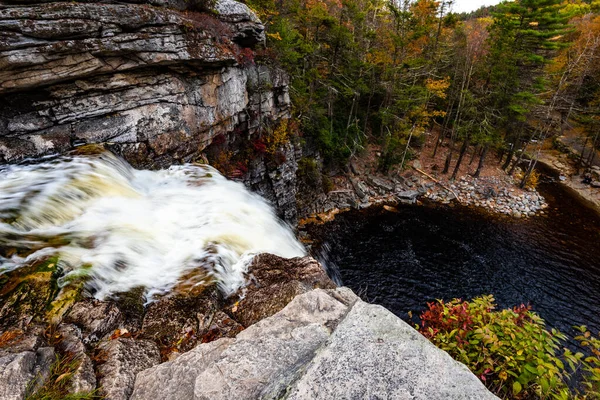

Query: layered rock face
[0,0,302,220]
[0,0,290,165]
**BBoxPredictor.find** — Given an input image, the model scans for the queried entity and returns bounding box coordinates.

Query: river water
[308,177,600,340]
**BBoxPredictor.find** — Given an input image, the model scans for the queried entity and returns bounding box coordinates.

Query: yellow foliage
[425,76,451,99]
[267,32,282,41]
[211,151,233,175]
[526,169,540,190]
[515,169,540,190]
[428,110,447,118]
[265,119,290,154]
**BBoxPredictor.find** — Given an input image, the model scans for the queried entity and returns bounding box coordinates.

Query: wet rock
[0,259,60,332]
[229,254,336,327]
[111,287,146,334]
[97,338,160,400]
[359,201,372,209]
[140,288,221,357]
[513,211,522,219]
[64,300,123,345]
[198,311,244,344]
[0,325,45,356]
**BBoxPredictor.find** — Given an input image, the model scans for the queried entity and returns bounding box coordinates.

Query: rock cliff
[0,0,301,222]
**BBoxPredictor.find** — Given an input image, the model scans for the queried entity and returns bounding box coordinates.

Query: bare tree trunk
[473,144,489,178]
[587,129,599,167]
[432,98,456,157]
[400,124,416,169]
[469,145,480,166]
[497,147,506,163]
[508,140,527,176]
[451,138,470,180]
[520,161,535,189]
[443,139,454,174]
[501,143,516,171]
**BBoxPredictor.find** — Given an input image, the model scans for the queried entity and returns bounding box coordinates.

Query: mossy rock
[0,257,61,331]
[46,282,85,325]
[0,257,88,331]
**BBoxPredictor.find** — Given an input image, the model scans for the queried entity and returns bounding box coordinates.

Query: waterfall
[0,150,305,300]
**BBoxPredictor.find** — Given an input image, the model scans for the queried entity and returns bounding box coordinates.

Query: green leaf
[525,364,539,374]
[540,377,549,393]
[513,381,522,395]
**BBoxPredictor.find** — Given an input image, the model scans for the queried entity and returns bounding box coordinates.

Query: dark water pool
[307,178,600,341]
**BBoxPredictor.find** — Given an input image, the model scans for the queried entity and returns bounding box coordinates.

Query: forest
[247,0,600,183]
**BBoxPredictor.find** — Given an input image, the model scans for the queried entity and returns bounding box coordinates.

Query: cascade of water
[0,151,305,300]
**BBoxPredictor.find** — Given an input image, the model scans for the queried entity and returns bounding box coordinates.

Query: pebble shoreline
[425,175,548,218]
[303,170,549,224]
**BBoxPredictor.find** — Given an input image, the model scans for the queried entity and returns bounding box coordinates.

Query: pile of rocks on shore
[304,161,550,221]
[425,175,548,218]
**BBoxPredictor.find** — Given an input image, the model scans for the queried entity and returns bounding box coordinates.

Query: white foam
[0,152,305,299]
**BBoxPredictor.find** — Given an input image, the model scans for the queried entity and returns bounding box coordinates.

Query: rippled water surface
[310,180,600,339]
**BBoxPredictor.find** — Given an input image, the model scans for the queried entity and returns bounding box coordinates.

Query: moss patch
[0,257,61,331]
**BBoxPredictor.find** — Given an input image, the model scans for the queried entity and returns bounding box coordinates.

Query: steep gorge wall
[0,0,303,220]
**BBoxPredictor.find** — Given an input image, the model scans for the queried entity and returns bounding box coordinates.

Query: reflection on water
[309,179,600,342]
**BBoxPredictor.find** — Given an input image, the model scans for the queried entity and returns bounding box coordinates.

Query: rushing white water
[0,151,305,300]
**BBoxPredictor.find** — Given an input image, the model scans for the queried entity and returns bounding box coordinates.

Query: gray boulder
[285,301,497,400]
[0,347,55,400]
[396,190,420,203]
[0,352,37,400]
[97,338,161,400]
[131,288,498,400]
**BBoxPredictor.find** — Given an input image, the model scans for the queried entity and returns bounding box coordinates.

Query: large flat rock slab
[131,289,350,400]
[284,301,498,400]
[131,287,498,400]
